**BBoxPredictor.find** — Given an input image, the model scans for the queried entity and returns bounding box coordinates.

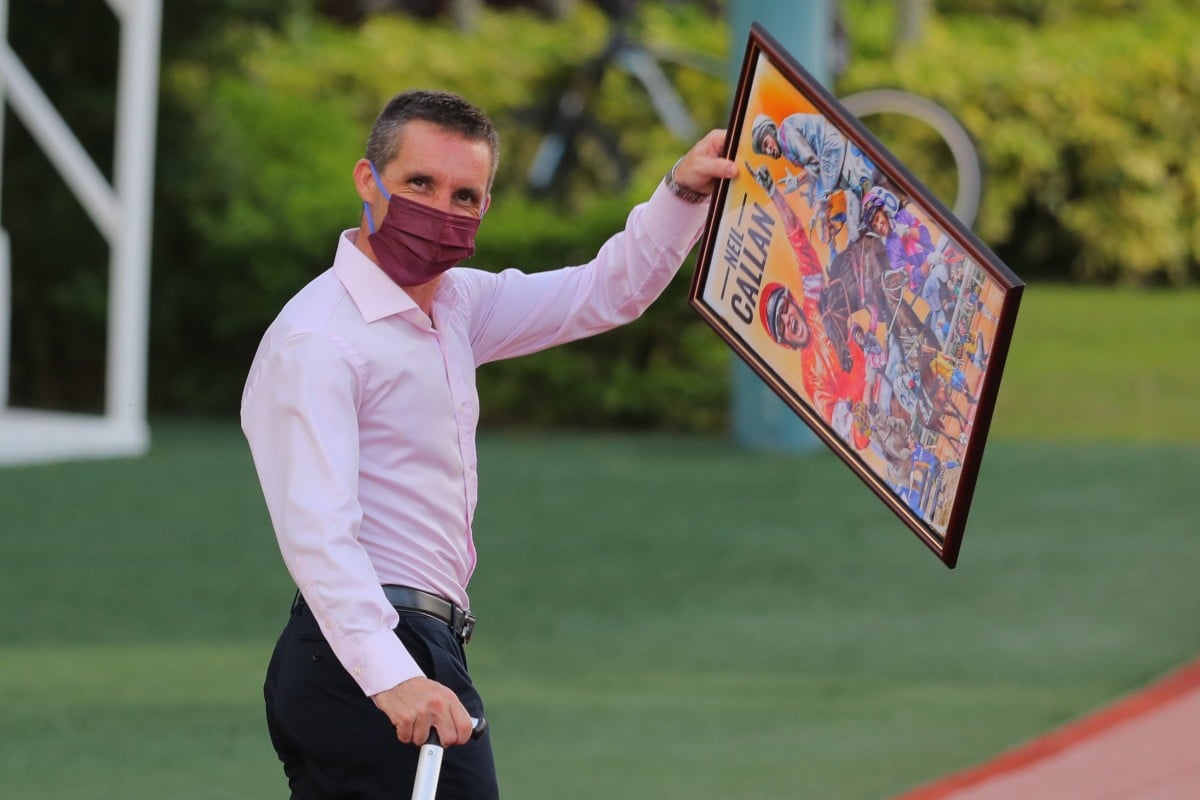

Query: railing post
[106,0,161,431]
[0,0,10,411]
[0,0,160,463]
[726,0,833,453]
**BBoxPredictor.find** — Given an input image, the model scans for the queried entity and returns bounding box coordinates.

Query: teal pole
[726,0,831,453]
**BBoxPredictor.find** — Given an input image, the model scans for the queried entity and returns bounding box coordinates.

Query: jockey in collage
[746,111,996,526]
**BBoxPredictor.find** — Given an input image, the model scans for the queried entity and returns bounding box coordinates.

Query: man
[861,187,934,287]
[240,89,736,799]
[860,186,954,340]
[751,165,870,452]
[749,112,878,229]
[922,344,979,408]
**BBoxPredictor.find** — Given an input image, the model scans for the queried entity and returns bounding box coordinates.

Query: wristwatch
[665,159,710,204]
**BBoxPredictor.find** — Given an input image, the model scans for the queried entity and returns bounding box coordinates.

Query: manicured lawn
[2,416,1196,798]
[990,285,1199,443]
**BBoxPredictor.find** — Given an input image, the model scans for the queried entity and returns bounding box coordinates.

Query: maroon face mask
[364,161,482,287]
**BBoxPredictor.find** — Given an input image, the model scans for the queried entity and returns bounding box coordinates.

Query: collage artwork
[696,52,1009,546]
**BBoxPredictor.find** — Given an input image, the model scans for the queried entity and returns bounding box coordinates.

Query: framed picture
[689,23,1024,567]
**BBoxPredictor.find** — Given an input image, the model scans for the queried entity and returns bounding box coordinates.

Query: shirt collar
[332,229,420,323]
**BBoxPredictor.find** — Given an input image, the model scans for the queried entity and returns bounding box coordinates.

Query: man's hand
[372,677,474,747]
[778,168,805,195]
[670,129,738,196]
[751,164,777,198]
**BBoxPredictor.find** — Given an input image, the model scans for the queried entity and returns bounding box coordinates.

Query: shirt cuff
[334,625,425,697]
[640,178,713,257]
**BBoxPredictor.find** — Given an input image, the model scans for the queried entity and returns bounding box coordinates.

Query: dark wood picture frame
[689,24,1024,567]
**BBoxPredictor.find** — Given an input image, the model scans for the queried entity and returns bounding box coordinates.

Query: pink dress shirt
[241,181,708,696]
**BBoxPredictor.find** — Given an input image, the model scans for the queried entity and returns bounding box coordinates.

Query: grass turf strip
[2,424,1198,798]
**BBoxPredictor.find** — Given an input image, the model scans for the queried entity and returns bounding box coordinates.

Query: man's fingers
[451,704,475,746]
[402,685,472,747]
[430,716,470,747]
[695,127,728,158]
[411,706,436,744]
[431,696,474,747]
[374,677,465,746]
[673,129,738,194]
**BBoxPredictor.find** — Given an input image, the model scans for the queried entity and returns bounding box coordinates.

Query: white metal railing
[0,0,161,464]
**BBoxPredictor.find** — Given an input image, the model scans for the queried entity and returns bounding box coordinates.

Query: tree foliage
[152,2,727,418]
[4,0,1197,425]
[843,0,1200,284]
[1,0,304,412]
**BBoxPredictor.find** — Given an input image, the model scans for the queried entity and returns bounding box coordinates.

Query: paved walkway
[894,658,1200,799]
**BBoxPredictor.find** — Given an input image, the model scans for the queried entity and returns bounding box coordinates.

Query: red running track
[894,658,1200,799]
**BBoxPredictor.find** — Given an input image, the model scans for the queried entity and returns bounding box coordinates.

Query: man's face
[870,207,891,238]
[778,295,811,349]
[761,132,781,158]
[363,119,493,224]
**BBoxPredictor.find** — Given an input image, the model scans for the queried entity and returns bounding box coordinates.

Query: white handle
[409,717,488,800]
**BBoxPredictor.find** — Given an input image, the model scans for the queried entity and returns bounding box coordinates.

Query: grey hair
[364,89,500,187]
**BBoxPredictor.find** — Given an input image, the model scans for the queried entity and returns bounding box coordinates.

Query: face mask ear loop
[363,160,392,234]
[363,201,377,235]
[368,161,391,200]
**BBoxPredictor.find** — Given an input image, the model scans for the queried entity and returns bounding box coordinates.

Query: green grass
[1,285,1197,798]
[990,285,1200,442]
[470,436,1199,798]
[3,422,1198,798]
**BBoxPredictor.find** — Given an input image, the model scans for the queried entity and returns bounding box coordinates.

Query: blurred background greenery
[3,0,1198,427]
[2,423,1197,798]
[3,3,1199,798]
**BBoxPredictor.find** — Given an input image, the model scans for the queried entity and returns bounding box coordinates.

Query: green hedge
[149,0,1196,428]
[841,0,1200,284]
[11,1,1194,424]
[152,3,730,424]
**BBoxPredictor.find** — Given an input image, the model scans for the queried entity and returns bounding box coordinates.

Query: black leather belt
[293,586,476,644]
[383,585,476,645]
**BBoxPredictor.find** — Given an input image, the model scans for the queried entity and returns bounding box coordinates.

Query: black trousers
[264,601,499,799]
